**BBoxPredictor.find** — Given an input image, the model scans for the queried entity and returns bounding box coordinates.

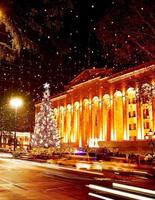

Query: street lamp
[10,97,23,151]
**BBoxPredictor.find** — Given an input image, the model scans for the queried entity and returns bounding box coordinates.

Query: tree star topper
[43,82,50,90]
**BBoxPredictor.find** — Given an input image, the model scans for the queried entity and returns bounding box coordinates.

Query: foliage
[12,148,28,158]
[0,9,36,61]
[31,147,55,156]
[0,0,74,62]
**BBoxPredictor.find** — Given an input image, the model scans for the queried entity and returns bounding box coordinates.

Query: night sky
[0,0,154,131]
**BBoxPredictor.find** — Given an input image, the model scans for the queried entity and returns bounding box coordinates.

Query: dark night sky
[0,0,112,101]
[0,0,154,130]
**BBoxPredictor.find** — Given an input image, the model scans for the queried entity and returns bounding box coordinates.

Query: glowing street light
[10,97,23,151]
[0,10,3,18]
[10,98,23,109]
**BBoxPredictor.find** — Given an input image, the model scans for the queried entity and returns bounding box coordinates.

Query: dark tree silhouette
[96,0,155,68]
[0,0,74,61]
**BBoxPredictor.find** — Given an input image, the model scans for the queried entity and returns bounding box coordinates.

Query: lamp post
[10,97,23,151]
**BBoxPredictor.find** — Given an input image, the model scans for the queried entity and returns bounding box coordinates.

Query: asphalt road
[0,159,95,200]
[0,158,155,200]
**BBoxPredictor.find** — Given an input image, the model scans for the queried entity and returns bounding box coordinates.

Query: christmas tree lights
[31,83,60,148]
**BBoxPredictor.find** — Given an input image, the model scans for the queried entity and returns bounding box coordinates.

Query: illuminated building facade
[35,62,155,152]
[0,131,30,150]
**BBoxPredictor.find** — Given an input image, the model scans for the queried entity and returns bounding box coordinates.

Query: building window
[128,111,136,118]
[129,123,136,130]
[143,109,149,119]
[144,122,150,129]
[133,98,136,104]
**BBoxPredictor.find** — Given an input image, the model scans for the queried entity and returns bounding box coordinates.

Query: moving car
[56,155,96,169]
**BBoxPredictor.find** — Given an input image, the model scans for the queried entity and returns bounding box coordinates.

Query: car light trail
[0,153,13,158]
[87,184,155,200]
[0,158,103,176]
[113,183,155,196]
[88,192,114,200]
[133,170,149,175]
[29,161,103,175]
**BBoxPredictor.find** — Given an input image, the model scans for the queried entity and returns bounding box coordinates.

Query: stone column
[152,97,155,132]
[136,100,142,140]
[79,101,82,147]
[123,94,128,140]
[110,96,114,141]
[99,100,103,141]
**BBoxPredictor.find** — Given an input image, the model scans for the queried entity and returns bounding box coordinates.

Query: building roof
[109,61,155,80]
[108,61,155,83]
[65,61,155,89]
[65,67,113,89]
[36,61,155,105]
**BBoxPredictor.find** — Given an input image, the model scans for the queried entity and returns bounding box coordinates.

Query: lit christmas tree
[31,83,60,148]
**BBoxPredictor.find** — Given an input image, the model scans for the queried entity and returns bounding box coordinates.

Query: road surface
[0,158,95,200]
[0,158,155,200]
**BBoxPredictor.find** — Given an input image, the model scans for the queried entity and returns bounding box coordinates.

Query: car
[91,161,103,171]
[76,161,92,170]
[75,156,97,170]
[56,155,96,168]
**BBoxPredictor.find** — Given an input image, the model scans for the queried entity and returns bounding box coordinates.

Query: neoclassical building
[35,62,155,153]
